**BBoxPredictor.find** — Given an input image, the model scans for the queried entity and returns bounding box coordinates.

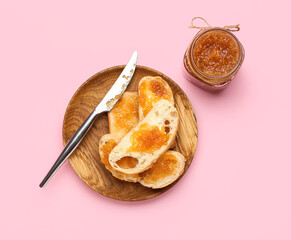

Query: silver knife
[39,51,138,188]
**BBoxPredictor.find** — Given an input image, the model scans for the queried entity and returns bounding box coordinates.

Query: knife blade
[39,51,138,188]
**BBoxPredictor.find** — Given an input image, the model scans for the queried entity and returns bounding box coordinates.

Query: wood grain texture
[62,65,198,201]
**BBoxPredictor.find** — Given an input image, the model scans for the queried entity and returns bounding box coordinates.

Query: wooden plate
[63,65,198,201]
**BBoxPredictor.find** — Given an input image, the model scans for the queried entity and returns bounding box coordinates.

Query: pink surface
[1,0,290,239]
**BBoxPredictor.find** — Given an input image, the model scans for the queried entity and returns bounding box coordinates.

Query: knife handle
[39,109,100,188]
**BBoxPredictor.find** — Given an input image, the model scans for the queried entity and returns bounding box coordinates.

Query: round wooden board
[63,65,198,201]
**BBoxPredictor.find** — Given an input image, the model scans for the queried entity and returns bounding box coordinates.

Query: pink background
[1,0,290,239]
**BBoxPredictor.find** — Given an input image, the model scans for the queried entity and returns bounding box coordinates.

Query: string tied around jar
[188,17,240,32]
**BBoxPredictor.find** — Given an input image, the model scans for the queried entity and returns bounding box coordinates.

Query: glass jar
[183,27,245,91]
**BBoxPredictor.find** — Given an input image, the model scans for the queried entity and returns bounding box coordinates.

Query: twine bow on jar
[188,17,240,32]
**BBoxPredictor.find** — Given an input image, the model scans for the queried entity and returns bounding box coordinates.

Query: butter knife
[39,51,138,188]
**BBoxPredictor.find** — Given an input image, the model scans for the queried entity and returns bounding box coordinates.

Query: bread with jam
[99,135,186,189]
[138,76,174,119]
[109,99,179,175]
[99,134,140,182]
[98,77,186,188]
[139,150,185,189]
[108,92,139,138]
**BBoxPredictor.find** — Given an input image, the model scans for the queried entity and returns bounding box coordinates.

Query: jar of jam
[183,18,245,91]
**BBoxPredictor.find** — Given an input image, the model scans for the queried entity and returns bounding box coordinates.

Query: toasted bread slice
[99,134,140,182]
[108,92,139,138]
[109,99,179,175]
[138,76,174,119]
[139,151,186,189]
